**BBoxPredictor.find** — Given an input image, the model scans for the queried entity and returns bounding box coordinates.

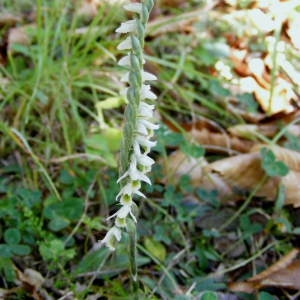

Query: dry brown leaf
[189,128,254,154]
[228,124,275,139]
[206,152,277,198]
[162,150,234,200]
[205,144,300,206]
[229,123,300,140]
[0,13,22,25]
[163,149,207,183]
[251,144,300,172]
[229,249,300,293]
[254,78,296,115]
[16,268,51,300]
[8,26,31,51]
[76,0,101,18]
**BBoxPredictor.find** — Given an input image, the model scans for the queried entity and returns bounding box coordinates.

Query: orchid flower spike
[101,0,157,251]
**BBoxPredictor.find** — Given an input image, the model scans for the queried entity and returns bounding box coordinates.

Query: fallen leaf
[0,13,22,26]
[76,0,100,18]
[8,26,31,51]
[162,150,234,201]
[206,144,300,206]
[228,123,300,140]
[189,128,254,154]
[229,249,300,293]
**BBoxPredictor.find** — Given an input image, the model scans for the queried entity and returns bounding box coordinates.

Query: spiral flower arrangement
[102,0,157,251]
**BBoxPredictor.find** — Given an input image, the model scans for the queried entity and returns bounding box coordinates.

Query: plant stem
[128,219,139,299]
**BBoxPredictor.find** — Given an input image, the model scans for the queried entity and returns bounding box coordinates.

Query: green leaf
[39,239,75,262]
[49,217,70,232]
[181,141,205,158]
[73,247,110,275]
[196,188,219,208]
[16,188,42,208]
[0,245,13,258]
[4,228,21,245]
[237,93,258,113]
[284,132,300,151]
[101,128,122,152]
[258,291,277,300]
[44,197,84,221]
[84,133,118,167]
[201,291,218,300]
[261,148,289,177]
[209,80,230,97]
[11,244,31,256]
[59,170,74,185]
[0,257,16,282]
[144,237,166,261]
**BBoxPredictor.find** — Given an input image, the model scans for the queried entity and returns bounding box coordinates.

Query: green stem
[127,219,139,299]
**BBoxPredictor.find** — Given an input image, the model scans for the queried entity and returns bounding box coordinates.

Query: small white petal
[116,205,132,219]
[142,71,157,81]
[137,121,148,135]
[124,3,143,14]
[136,135,157,149]
[118,55,145,67]
[130,156,152,184]
[116,20,137,34]
[117,171,129,183]
[115,204,137,223]
[120,72,130,82]
[117,155,152,185]
[101,226,121,251]
[117,37,132,50]
[138,119,159,131]
[121,71,156,83]
[137,154,155,167]
[118,55,131,66]
[141,85,157,100]
[133,141,155,166]
[139,102,155,116]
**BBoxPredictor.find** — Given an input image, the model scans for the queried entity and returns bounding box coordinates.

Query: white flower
[137,119,159,136]
[138,119,159,131]
[109,203,137,223]
[117,36,132,50]
[116,20,137,34]
[136,135,157,150]
[101,226,122,251]
[121,71,157,83]
[117,155,152,185]
[115,216,127,228]
[116,182,145,201]
[139,101,155,118]
[137,153,155,167]
[118,55,145,67]
[142,71,157,81]
[118,54,131,66]
[133,141,155,167]
[141,84,157,100]
[124,3,143,14]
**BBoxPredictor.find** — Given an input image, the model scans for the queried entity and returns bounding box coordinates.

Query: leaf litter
[1,0,300,298]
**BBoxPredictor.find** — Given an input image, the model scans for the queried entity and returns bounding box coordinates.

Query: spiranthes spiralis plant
[101,0,157,295]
